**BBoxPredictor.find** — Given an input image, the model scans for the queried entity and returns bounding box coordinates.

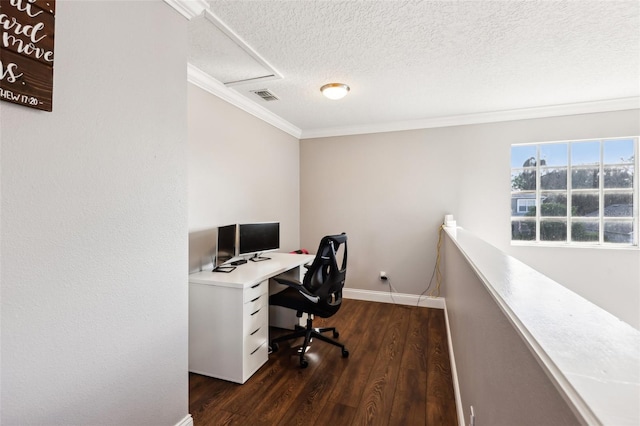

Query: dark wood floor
[189,299,457,425]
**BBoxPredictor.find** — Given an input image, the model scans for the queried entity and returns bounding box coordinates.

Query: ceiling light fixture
[320,83,350,100]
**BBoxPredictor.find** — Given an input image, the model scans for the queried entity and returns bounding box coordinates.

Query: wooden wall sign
[0,0,55,111]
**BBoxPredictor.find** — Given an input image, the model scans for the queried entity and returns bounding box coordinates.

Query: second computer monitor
[216,224,237,266]
[238,222,279,261]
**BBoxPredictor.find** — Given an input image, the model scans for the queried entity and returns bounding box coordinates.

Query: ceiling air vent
[251,89,279,101]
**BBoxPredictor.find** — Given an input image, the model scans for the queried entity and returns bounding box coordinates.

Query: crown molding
[163,0,208,19]
[187,64,302,139]
[300,97,640,139]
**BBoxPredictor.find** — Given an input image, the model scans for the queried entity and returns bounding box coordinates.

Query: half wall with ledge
[442,226,639,425]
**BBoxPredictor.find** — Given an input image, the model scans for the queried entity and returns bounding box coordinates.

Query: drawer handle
[250,295,261,303]
[251,308,261,316]
[251,282,262,289]
[250,327,261,336]
[250,345,262,355]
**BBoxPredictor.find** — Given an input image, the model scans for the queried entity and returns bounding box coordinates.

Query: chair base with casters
[270,312,349,368]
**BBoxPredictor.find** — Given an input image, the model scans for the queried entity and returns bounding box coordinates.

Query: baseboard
[342,288,445,309]
[175,414,193,426]
[443,300,465,426]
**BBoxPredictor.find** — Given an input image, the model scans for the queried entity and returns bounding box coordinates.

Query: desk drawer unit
[244,280,267,302]
[243,288,268,381]
[189,279,269,384]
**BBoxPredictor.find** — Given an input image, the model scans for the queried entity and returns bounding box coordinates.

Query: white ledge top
[444,226,640,426]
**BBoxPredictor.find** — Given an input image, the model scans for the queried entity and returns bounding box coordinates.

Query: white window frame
[511,137,639,247]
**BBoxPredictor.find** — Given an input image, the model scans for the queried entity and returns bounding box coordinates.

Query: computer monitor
[238,222,280,262]
[213,224,237,272]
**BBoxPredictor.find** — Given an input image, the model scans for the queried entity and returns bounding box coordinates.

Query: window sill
[511,240,639,250]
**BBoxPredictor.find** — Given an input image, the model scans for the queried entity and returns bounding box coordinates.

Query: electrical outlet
[379,271,388,281]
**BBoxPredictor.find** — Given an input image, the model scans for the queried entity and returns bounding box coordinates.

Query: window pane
[511,145,537,168]
[572,168,599,189]
[540,220,567,241]
[604,166,634,189]
[512,220,536,240]
[604,193,633,217]
[540,192,567,217]
[511,138,637,246]
[540,143,567,167]
[511,169,536,191]
[604,139,634,165]
[571,220,599,242]
[572,193,599,217]
[572,141,600,166]
[540,168,567,190]
[604,221,633,243]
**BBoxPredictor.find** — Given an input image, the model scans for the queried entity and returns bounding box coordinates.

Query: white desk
[188,252,315,384]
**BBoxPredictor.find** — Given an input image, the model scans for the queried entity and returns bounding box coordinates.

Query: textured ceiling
[188,13,274,84]
[188,0,640,136]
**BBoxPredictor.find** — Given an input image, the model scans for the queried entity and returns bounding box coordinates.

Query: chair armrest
[273,276,302,288]
[273,276,319,303]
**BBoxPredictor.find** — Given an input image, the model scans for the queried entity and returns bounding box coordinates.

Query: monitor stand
[250,255,270,262]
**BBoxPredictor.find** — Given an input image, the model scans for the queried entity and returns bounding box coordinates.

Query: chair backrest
[302,233,347,315]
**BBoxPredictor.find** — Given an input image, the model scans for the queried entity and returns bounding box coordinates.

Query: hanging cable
[387,277,397,304]
[417,224,444,306]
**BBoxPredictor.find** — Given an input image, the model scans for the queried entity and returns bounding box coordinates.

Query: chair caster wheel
[342,349,349,358]
[333,331,339,338]
[271,343,279,352]
[300,358,308,368]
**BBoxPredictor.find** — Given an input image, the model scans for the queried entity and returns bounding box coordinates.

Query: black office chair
[269,233,349,368]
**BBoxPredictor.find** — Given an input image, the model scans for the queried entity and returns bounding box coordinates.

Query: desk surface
[188,252,315,289]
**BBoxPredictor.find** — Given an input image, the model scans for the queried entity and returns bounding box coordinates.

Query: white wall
[0,2,189,425]
[300,129,460,295]
[453,110,640,329]
[300,109,639,329]
[188,83,301,252]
